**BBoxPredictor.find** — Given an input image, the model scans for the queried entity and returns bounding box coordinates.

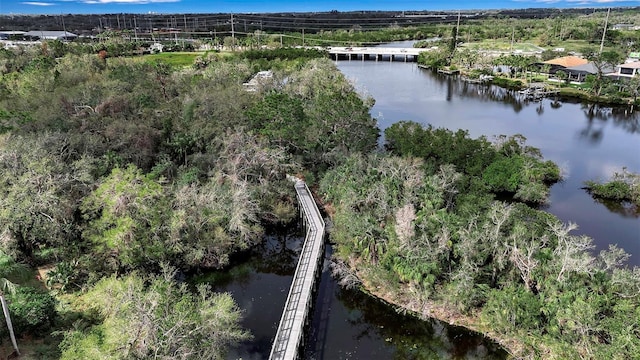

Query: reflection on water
[432,72,640,136]
[581,103,640,139]
[198,232,303,360]
[332,287,506,360]
[588,196,640,219]
[305,251,508,360]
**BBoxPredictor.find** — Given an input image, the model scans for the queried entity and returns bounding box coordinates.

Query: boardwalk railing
[269,180,326,360]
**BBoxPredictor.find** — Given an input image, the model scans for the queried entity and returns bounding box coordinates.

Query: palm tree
[0,251,30,356]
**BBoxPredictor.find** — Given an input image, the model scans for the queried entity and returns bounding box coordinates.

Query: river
[335,51,639,262]
[205,46,640,359]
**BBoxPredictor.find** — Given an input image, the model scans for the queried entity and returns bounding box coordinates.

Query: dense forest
[322,123,639,358]
[0,45,376,358]
[0,29,639,360]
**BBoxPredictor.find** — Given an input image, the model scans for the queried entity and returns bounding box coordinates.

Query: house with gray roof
[564,62,615,83]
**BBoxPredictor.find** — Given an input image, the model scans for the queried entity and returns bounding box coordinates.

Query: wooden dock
[328,46,428,62]
[437,68,461,75]
[518,87,560,101]
[269,179,326,360]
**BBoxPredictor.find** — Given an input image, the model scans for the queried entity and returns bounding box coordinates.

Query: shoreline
[344,260,532,359]
[418,66,640,108]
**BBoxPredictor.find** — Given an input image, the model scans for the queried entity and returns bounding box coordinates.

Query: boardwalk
[269,179,326,360]
[328,46,429,62]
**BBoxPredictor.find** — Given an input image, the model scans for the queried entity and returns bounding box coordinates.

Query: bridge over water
[269,179,326,360]
[328,46,430,62]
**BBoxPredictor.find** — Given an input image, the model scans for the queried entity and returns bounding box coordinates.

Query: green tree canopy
[59,268,251,360]
[81,165,171,271]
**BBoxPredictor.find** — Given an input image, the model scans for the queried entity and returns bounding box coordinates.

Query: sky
[1,0,640,15]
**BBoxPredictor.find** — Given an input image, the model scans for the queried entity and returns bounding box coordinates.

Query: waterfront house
[609,61,640,79]
[541,56,589,74]
[563,62,615,83]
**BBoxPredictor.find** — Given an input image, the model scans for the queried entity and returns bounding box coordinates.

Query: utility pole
[61,13,67,38]
[116,14,120,29]
[231,13,235,48]
[510,26,515,53]
[599,7,610,54]
[302,28,305,46]
[133,17,138,41]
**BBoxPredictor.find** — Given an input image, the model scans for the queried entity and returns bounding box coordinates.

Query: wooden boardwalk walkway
[269,179,326,360]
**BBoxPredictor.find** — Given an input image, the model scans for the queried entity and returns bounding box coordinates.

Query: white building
[23,31,77,41]
[150,43,164,53]
[613,61,640,78]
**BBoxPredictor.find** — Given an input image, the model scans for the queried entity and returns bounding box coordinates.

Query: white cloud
[514,0,640,3]
[21,1,56,5]
[81,0,180,4]
[566,0,633,2]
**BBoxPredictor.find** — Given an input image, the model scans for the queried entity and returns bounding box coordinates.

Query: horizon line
[2,5,638,16]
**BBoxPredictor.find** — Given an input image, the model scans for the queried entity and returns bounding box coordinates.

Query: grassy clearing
[461,39,618,54]
[549,40,618,53]
[461,40,544,52]
[141,52,203,67]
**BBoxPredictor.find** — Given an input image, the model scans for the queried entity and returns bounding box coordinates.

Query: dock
[518,86,560,101]
[269,179,326,360]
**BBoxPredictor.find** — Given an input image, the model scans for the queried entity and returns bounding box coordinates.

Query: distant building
[0,31,26,40]
[611,24,640,31]
[610,61,640,79]
[243,71,273,92]
[23,31,77,41]
[150,43,164,53]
